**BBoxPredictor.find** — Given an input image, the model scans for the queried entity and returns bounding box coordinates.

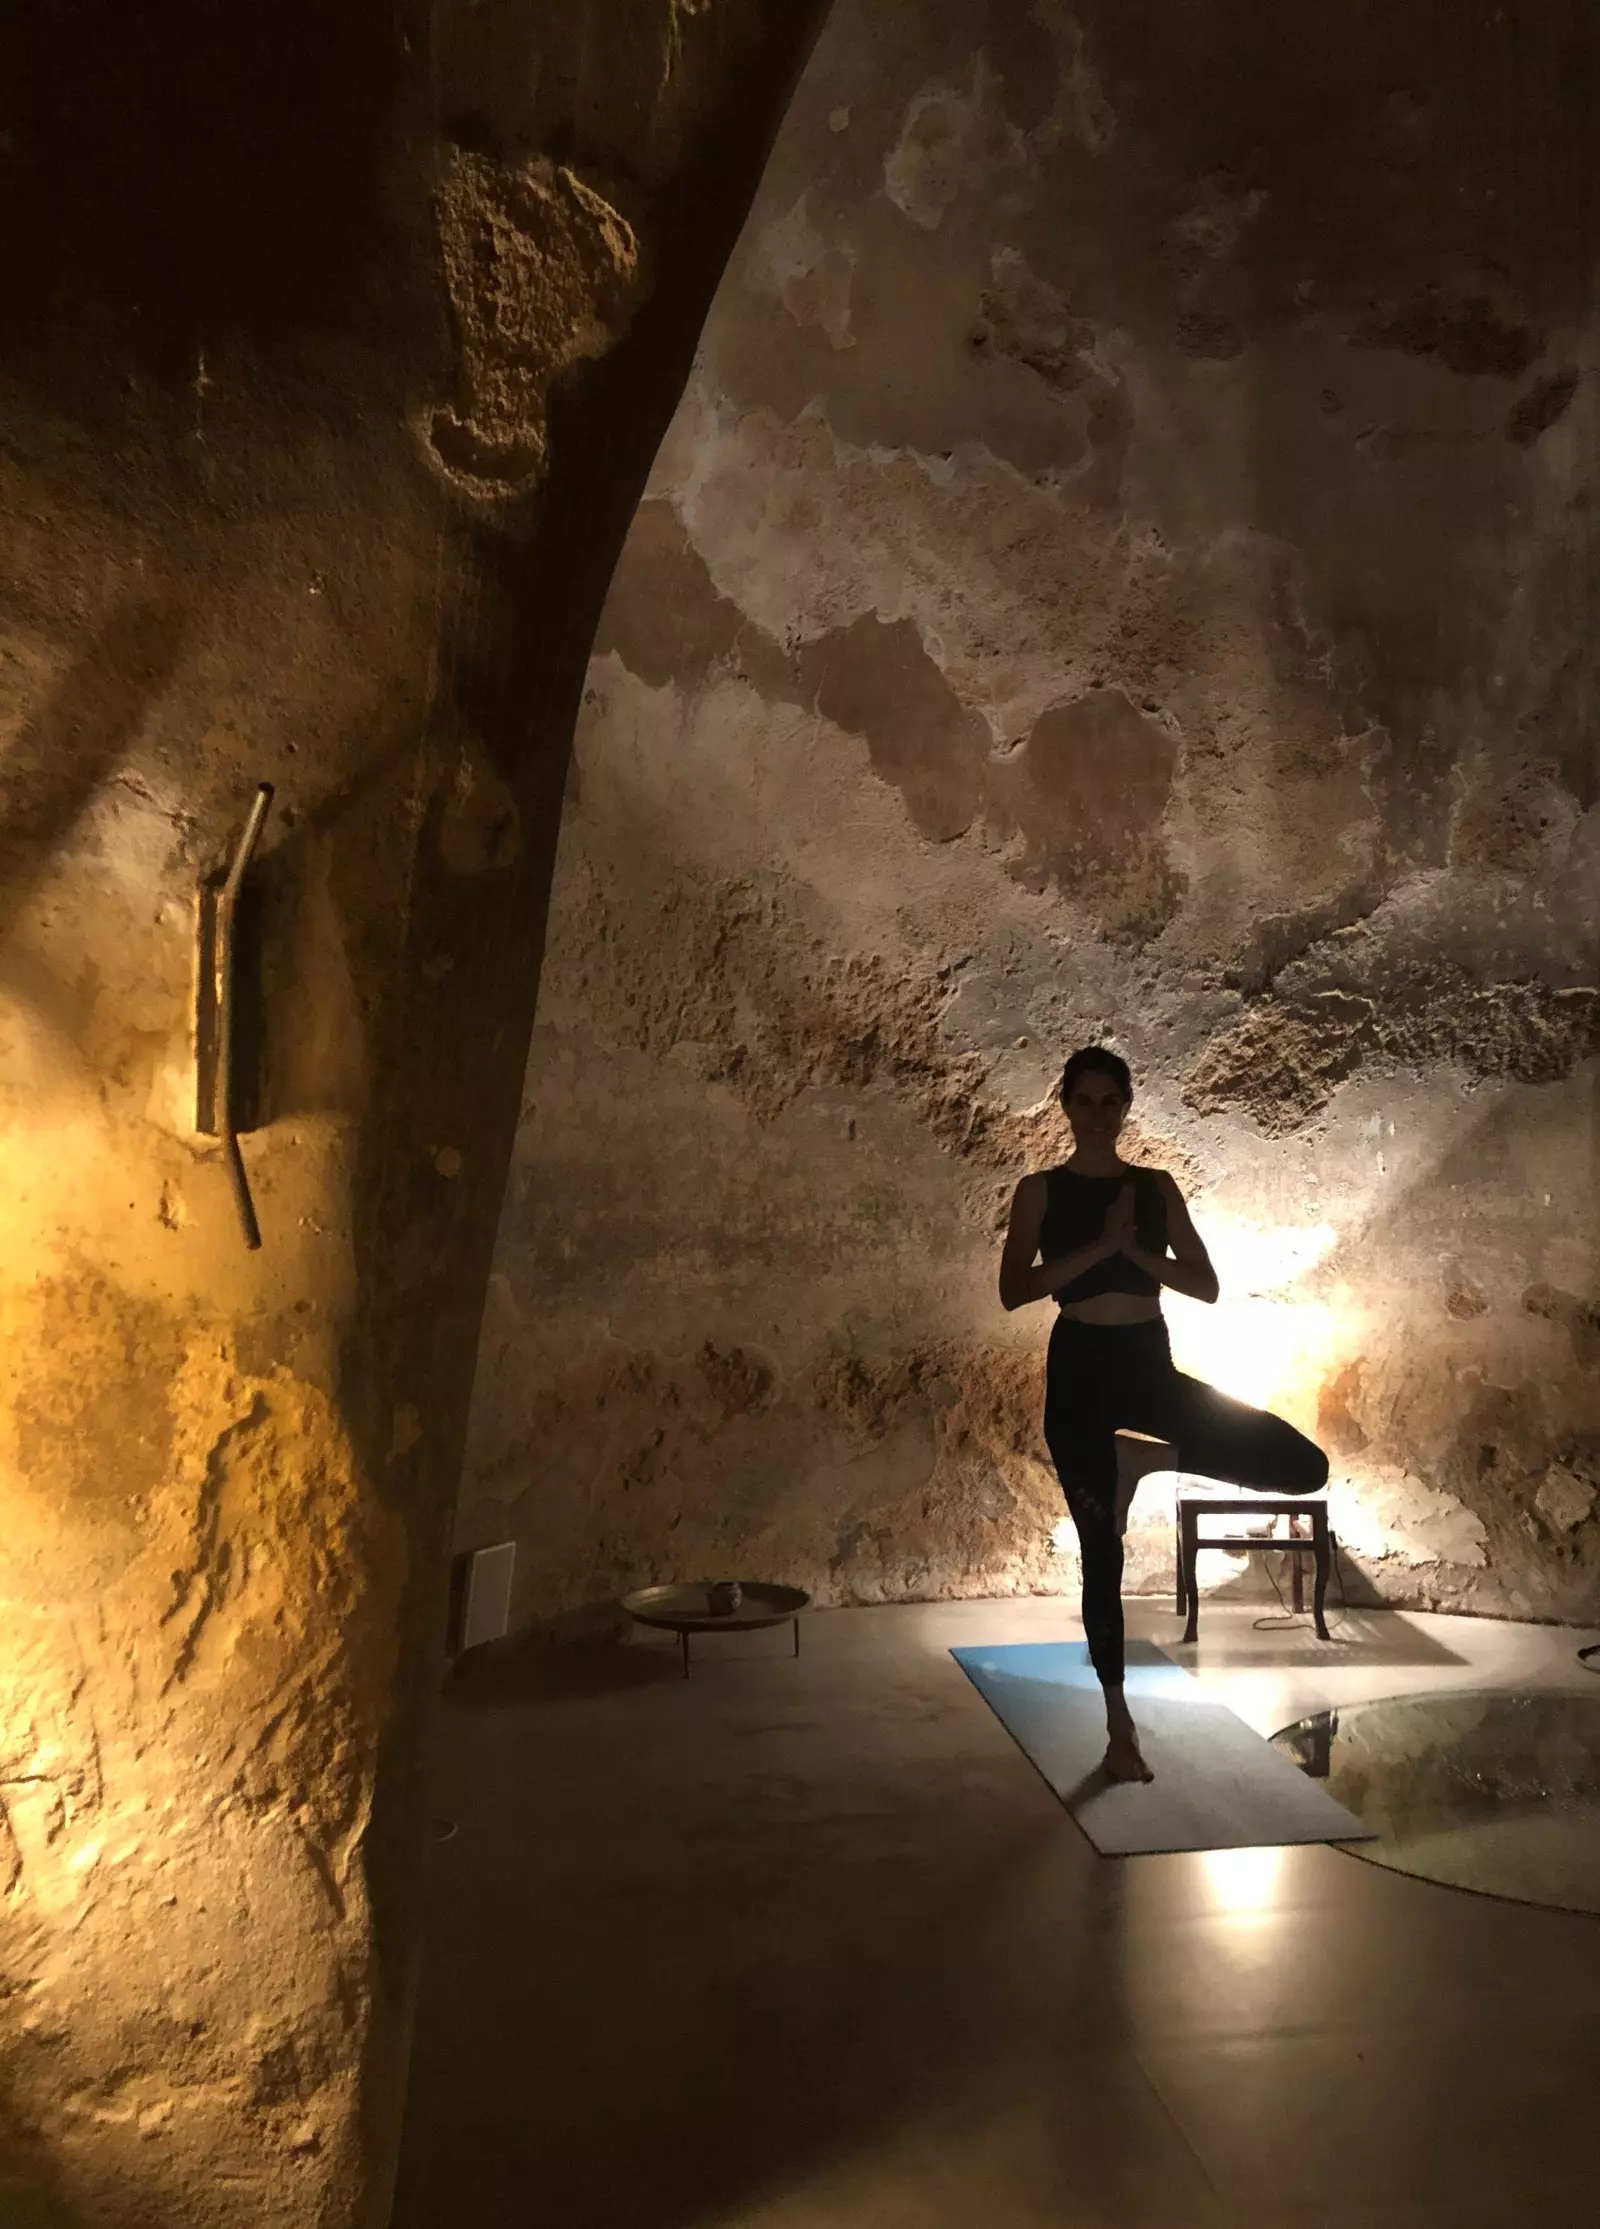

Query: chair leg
[1180,1513,1199,1643]
[1174,1481,1190,1614]
[1313,1520,1332,1640]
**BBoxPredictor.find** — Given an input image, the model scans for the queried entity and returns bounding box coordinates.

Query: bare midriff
[1058,1292,1163,1326]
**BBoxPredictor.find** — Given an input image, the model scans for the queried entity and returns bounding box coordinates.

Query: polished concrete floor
[393,1597,1600,2228]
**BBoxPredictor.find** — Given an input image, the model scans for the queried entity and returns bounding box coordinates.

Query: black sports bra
[1037,1165,1169,1303]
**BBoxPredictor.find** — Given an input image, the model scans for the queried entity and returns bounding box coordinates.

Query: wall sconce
[196,783,273,1249]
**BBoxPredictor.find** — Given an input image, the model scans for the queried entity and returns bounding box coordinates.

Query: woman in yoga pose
[999,1045,1328,1784]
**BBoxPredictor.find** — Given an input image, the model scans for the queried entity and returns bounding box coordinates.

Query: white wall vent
[452,1541,516,1653]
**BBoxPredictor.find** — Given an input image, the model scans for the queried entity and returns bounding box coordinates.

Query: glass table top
[1270,1687,1600,1914]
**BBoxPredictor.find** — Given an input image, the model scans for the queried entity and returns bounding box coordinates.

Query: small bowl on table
[620,1580,811,1676]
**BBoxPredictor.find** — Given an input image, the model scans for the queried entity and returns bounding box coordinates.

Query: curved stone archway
[0,3,829,2221]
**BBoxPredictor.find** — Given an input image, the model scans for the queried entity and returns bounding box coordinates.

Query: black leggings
[1043,1315,1328,1687]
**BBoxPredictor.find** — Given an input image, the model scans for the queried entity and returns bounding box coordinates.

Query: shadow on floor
[1163,1606,1471,1669]
[394,1604,1600,2229]
[448,1630,683,1707]
[397,1835,1065,2228]
[394,1658,1086,2228]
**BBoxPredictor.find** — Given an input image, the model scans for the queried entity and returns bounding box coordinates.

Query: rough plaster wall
[0,0,825,2221]
[464,0,1600,1635]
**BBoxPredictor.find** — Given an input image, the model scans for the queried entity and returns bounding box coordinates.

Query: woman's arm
[1123,1171,1220,1304]
[998,1173,1122,1310]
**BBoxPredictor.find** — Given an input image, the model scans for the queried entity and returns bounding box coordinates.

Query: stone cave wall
[0,2,826,2222]
[460,0,1600,1635]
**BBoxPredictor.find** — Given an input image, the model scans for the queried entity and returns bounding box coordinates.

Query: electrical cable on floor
[1250,1527,1352,1636]
[1253,1548,1600,1671]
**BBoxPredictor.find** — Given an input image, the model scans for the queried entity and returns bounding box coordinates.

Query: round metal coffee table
[620,1582,811,1677]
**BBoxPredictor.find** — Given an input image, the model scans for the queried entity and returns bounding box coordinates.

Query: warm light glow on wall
[1166,1217,1341,1424]
[1045,1216,1354,1578]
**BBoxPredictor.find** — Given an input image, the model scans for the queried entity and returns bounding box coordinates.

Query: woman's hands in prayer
[1101,1181,1137,1258]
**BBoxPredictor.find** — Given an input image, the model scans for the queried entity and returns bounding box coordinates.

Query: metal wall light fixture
[196,782,274,1250]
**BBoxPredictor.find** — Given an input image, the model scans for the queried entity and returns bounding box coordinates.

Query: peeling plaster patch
[1317,1359,1369,1457]
[1522,1282,1600,1370]
[594,502,752,691]
[1351,293,1544,379]
[969,247,1097,394]
[1507,367,1580,446]
[429,150,643,498]
[467,1332,1063,1615]
[883,60,1026,230]
[1443,1274,1488,1321]
[809,614,989,841]
[1166,177,1267,277]
[668,378,1137,729]
[1186,977,1600,1134]
[885,79,980,230]
[986,687,1183,938]
[1535,1464,1597,1533]
[1331,1466,1489,1570]
[1185,994,1376,1133]
[1448,753,1580,875]
[541,849,1062,1178]
[1030,4,1117,154]
[748,192,856,350]
[697,1339,777,1414]
[1175,309,1246,361]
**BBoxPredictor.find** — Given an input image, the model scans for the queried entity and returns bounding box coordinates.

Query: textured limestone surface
[462,0,1600,1638]
[0,0,825,2222]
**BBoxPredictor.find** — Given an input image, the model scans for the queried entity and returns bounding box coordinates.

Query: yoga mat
[951,1639,1377,1857]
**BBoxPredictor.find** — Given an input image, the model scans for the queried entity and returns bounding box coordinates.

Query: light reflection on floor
[397,1602,1600,2229]
[1271,1687,1600,1913]
[1198,1842,1290,1912]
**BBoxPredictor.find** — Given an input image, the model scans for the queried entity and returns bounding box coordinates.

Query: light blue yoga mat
[951,1639,1377,1857]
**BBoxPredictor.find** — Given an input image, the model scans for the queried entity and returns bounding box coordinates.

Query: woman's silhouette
[999,1045,1328,1784]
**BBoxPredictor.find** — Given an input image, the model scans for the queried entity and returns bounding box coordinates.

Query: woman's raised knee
[1285,1435,1329,1493]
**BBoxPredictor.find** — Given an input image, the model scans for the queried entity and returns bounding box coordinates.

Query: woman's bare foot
[1103,1732,1155,1782]
[1103,1688,1155,1783]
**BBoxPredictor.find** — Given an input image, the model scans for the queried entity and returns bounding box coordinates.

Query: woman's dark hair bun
[1059,1044,1133,1107]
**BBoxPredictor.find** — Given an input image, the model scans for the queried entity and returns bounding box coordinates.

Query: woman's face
[1065,1075,1130,1154]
